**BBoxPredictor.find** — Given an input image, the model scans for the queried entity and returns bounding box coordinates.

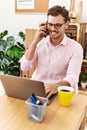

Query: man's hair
[47,5,70,22]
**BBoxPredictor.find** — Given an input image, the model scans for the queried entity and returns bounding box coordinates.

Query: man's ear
[65,21,70,29]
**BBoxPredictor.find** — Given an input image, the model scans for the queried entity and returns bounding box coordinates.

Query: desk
[0,94,87,130]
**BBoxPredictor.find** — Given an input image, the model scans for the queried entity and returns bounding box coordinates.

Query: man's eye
[49,23,53,26]
[56,24,61,27]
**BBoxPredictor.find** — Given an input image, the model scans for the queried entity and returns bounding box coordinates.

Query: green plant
[0,30,25,76]
[80,73,87,83]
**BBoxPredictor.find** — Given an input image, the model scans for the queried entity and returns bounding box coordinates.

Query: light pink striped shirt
[20,35,83,88]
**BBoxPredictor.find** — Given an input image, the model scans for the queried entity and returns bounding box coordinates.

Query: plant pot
[81,82,87,89]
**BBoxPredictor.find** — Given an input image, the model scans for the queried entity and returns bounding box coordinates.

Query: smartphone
[44,21,49,38]
[39,21,49,38]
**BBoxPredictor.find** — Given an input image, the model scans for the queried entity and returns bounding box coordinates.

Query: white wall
[0,0,47,35]
[0,0,87,35]
[74,0,87,23]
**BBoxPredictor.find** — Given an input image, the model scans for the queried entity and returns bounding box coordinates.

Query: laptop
[0,74,56,104]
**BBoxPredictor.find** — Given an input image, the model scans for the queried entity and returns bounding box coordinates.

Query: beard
[49,30,63,40]
[49,30,64,45]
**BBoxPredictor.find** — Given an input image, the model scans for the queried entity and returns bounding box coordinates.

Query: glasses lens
[55,23,63,28]
[47,23,53,27]
[47,23,64,29]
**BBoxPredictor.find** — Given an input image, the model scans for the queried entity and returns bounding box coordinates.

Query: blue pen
[32,93,37,101]
[30,94,39,118]
[30,94,37,104]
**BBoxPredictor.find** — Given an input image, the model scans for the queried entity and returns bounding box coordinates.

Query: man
[20,5,83,98]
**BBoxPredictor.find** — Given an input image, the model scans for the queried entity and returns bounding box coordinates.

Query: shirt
[20,35,83,88]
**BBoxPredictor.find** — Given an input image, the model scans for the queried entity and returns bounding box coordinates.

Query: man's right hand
[25,23,47,60]
[33,23,47,45]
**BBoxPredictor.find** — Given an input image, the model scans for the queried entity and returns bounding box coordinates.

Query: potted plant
[80,73,87,89]
[0,30,25,76]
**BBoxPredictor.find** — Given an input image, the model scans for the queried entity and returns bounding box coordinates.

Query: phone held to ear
[39,22,49,38]
[44,26,49,38]
[44,22,49,38]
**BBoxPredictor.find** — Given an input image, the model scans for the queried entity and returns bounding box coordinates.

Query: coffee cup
[57,86,74,107]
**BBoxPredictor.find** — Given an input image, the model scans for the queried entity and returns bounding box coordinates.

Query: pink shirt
[20,35,83,88]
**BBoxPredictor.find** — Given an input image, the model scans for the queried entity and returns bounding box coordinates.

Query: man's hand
[25,23,47,60]
[33,23,47,44]
[45,81,71,99]
[45,83,58,98]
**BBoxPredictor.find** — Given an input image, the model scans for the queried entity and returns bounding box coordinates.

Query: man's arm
[20,24,47,71]
[25,24,47,60]
[45,81,70,98]
[25,41,37,60]
[45,42,83,99]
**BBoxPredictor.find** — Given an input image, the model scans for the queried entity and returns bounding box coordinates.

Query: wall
[0,0,47,35]
[0,0,87,35]
[81,0,87,22]
[74,0,87,23]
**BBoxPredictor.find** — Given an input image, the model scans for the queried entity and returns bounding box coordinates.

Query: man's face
[47,15,68,40]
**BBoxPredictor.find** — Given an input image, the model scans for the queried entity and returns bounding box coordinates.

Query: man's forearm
[25,41,37,60]
[57,80,71,87]
[45,80,71,98]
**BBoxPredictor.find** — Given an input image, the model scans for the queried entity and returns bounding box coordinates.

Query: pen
[30,94,43,105]
[30,94,37,104]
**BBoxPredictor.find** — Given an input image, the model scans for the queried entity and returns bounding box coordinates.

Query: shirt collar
[46,34,67,47]
[60,34,67,46]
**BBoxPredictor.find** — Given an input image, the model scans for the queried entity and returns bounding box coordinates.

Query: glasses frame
[47,22,65,29]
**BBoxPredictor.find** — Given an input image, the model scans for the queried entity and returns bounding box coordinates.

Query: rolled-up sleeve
[63,44,83,88]
[19,47,38,71]
[19,55,33,71]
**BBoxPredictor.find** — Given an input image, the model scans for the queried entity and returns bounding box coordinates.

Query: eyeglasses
[47,22,65,29]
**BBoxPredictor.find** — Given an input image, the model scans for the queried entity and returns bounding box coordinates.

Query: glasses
[47,22,65,29]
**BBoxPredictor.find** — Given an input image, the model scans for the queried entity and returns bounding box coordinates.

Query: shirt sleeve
[19,49,38,72]
[63,44,83,88]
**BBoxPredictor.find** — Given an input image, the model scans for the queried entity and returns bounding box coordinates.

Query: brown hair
[47,5,70,22]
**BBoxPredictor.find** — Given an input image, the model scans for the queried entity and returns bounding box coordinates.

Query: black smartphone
[39,22,49,38]
[44,21,49,38]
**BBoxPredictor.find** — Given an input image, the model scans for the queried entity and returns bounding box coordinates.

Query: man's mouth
[50,31,58,35]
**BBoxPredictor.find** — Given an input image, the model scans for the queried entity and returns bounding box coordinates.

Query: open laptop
[0,74,56,104]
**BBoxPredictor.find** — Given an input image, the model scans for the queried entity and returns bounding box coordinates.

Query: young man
[20,5,83,98]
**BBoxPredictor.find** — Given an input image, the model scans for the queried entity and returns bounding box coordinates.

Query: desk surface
[0,94,87,130]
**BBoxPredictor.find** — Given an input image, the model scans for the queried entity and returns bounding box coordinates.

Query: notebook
[0,74,56,104]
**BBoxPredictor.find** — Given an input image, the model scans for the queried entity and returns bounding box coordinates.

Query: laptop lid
[0,74,46,100]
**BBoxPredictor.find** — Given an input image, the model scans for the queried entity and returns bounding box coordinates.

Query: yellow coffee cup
[58,86,74,107]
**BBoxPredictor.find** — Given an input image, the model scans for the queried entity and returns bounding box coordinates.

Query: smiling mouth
[50,31,58,36]
[49,31,62,40]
